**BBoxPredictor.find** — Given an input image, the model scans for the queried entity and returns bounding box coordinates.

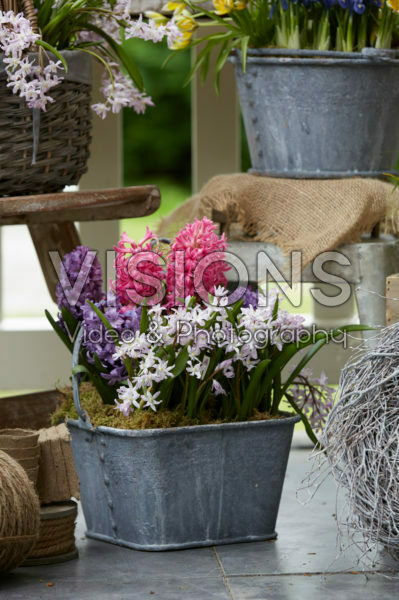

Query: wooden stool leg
[28,223,81,303]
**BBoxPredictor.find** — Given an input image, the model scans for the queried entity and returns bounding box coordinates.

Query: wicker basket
[0,0,92,196]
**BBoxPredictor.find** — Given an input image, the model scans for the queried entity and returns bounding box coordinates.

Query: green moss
[53,383,289,430]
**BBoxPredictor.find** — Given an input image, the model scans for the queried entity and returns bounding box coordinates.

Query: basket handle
[1,0,39,34]
[20,0,39,33]
[72,326,92,427]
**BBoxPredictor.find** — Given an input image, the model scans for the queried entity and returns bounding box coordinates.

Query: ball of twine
[0,450,40,573]
[322,324,399,556]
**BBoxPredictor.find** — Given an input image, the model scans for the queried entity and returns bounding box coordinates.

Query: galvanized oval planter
[68,329,300,551]
[230,47,399,178]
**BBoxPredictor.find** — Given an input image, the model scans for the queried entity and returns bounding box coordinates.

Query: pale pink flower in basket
[112,228,165,310]
[165,217,229,307]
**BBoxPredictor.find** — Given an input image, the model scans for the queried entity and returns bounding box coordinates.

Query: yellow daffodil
[213,0,234,15]
[144,11,168,25]
[162,1,186,14]
[175,11,198,32]
[234,0,247,9]
[171,30,193,49]
[388,0,399,11]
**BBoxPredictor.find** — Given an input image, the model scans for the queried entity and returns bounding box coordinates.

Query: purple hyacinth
[290,368,335,433]
[56,246,103,320]
[82,294,141,385]
[229,286,259,308]
[242,287,258,308]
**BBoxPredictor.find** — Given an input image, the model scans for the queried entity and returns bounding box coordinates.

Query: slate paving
[2,436,399,599]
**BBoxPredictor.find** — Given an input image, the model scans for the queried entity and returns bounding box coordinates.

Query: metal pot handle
[72,325,92,427]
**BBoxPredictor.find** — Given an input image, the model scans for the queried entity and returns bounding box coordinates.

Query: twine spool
[0,429,40,486]
[24,501,78,565]
[0,450,40,573]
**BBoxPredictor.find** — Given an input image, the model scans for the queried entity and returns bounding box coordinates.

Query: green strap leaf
[272,297,279,321]
[140,304,149,335]
[85,23,144,90]
[93,352,105,372]
[72,364,90,376]
[74,46,115,84]
[183,0,241,32]
[46,309,119,405]
[262,323,372,405]
[214,38,234,95]
[183,37,221,87]
[280,337,328,398]
[285,392,320,448]
[172,346,189,377]
[162,51,179,69]
[240,35,250,73]
[200,47,211,85]
[240,358,271,419]
[35,40,69,72]
[60,306,80,336]
[45,310,74,353]
[37,0,54,30]
[42,0,88,40]
[87,300,118,337]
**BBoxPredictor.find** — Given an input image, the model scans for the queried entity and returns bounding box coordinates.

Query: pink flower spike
[111,228,165,309]
[165,217,230,308]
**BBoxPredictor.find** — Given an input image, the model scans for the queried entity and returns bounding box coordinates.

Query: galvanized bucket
[68,328,300,551]
[230,47,399,178]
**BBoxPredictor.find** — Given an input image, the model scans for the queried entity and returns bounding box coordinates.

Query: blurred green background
[121,39,250,241]
[121,39,191,240]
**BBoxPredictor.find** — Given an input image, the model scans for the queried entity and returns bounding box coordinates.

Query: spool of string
[0,450,40,573]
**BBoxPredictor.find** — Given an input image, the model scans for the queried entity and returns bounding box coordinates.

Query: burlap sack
[158,175,396,267]
[37,424,80,505]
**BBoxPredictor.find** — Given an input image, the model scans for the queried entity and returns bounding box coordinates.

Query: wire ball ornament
[321,322,399,558]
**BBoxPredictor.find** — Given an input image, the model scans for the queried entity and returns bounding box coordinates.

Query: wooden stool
[0,186,160,300]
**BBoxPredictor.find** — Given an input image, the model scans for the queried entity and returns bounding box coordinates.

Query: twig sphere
[323,325,399,555]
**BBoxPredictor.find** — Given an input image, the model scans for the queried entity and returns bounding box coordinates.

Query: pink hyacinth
[112,228,165,310]
[165,217,229,307]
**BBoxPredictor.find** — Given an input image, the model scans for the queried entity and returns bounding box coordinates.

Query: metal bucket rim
[248,168,399,178]
[68,411,301,438]
[229,47,399,65]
